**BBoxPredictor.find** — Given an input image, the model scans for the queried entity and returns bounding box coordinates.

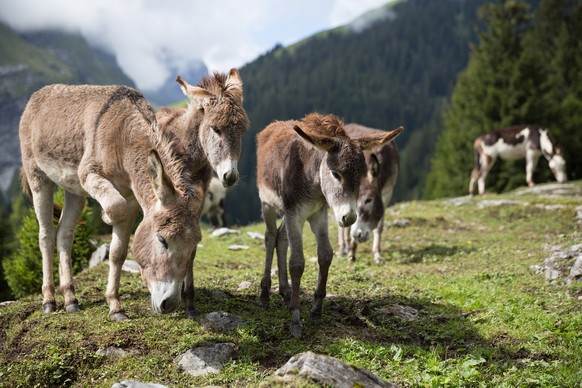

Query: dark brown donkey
[338,123,400,264]
[19,84,202,320]
[156,69,249,316]
[256,113,403,337]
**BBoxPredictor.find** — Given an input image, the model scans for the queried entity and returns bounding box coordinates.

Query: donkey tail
[20,169,62,220]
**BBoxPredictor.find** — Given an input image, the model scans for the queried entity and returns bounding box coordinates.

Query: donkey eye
[365,198,372,204]
[211,126,221,135]
[157,235,168,249]
[331,171,341,181]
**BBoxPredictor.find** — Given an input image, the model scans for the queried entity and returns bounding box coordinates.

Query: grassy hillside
[1,181,580,386]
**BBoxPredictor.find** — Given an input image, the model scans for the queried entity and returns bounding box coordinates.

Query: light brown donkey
[19,84,202,320]
[256,113,403,337]
[156,69,249,316]
[338,123,400,264]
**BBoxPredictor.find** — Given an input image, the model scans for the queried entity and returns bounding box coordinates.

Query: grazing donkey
[469,125,567,195]
[19,84,202,320]
[156,69,249,314]
[338,123,400,264]
[256,113,403,337]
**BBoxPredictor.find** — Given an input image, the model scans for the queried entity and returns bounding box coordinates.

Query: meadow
[1,181,581,387]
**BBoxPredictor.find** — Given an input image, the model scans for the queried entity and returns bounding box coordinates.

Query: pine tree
[425,0,533,198]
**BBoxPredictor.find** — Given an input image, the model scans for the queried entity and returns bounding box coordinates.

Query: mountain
[227,0,491,225]
[0,23,136,191]
[142,61,208,107]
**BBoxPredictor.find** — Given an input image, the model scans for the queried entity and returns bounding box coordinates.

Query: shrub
[2,193,95,298]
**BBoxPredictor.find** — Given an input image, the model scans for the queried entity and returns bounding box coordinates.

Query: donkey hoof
[186,309,196,320]
[65,302,80,313]
[259,297,270,309]
[347,256,356,263]
[310,311,322,325]
[290,322,303,338]
[42,302,57,314]
[374,256,383,265]
[110,311,129,321]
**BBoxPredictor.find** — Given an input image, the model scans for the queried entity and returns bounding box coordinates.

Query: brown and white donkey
[469,125,567,195]
[338,123,400,264]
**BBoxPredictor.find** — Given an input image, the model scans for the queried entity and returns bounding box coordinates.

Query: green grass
[1,181,581,387]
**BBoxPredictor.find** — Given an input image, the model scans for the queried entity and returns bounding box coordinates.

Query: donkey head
[549,149,567,183]
[351,154,384,242]
[294,113,403,228]
[132,150,200,314]
[176,69,249,188]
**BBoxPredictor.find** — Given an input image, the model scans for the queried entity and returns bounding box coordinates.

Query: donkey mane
[149,123,197,199]
[302,113,346,138]
[196,72,249,130]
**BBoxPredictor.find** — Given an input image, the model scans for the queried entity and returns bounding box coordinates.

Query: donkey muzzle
[216,160,239,188]
[150,280,182,314]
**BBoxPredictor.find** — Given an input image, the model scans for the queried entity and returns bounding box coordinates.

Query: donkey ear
[225,68,243,102]
[293,124,337,152]
[369,154,380,179]
[176,75,213,109]
[147,150,175,206]
[355,126,404,151]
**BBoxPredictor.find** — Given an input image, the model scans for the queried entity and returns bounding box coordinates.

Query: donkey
[201,175,228,229]
[155,69,249,313]
[469,125,567,195]
[19,84,202,320]
[256,113,403,337]
[338,123,400,264]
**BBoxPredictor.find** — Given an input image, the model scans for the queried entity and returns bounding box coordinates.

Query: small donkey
[338,123,400,264]
[256,113,403,337]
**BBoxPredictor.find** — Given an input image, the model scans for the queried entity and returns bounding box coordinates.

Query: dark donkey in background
[156,70,249,315]
[469,125,567,195]
[338,123,400,264]
[257,113,403,337]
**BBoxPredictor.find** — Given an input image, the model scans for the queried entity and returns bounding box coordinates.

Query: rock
[175,342,237,377]
[393,218,410,227]
[200,311,243,333]
[0,301,15,307]
[275,351,395,387]
[112,380,168,388]
[122,259,140,273]
[228,245,249,251]
[475,199,527,209]
[237,281,253,290]
[377,304,419,321]
[89,243,109,268]
[211,289,228,300]
[535,244,582,283]
[567,255,582,283]
[211,227,239,237]
[247,231,265,240]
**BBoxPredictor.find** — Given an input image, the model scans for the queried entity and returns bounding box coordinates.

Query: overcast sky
[0,0,391,91]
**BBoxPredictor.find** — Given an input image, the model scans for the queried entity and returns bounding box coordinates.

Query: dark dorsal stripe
[94,86,152,130]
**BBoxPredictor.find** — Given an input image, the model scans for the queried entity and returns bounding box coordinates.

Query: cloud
[0,0,388,91]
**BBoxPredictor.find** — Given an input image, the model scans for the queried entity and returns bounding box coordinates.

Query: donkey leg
[338,227,349,256]
[276,219,291,306]
[308,209,333,325]
[347,236,358,262]
[30,179,58,313]
[105,198,138,321]
[286,215,305,338]
[478,156,495,195]
[183,248,196,319]
[80,171,128,225]
[372,214,385,264]
[56,191,86,312]
[260,204,277,307]
[526,150,540,187]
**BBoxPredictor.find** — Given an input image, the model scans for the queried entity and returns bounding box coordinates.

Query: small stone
[112,380,167,388]
[247,231,265,240]
[200,311,243,333]
[393,218,410,227]
[89,243,109,268]
[237,281,252,290]
[211,228,239,237]
[175,343,237,377]
[97,346,137,358]
[228,245,249,251]
[122,260,140,273]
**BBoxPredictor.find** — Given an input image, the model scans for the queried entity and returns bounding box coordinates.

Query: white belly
[482,139,527,161]
[37,159,87,196]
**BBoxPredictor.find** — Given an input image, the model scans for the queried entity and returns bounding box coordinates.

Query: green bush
[2,193,95,299]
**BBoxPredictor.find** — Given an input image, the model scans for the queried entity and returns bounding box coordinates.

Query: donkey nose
[354,229,369,242]
[222,170,239,188]
[159,297,179,314]
[341,211,357,227]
